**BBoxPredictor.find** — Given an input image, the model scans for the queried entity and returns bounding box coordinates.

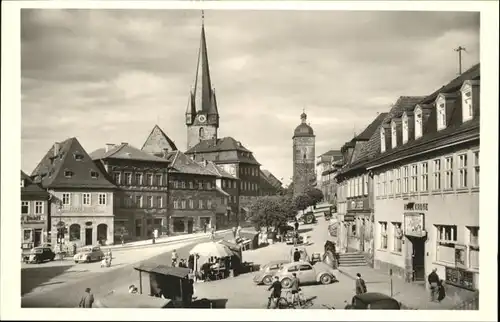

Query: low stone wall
[374,259,406,280]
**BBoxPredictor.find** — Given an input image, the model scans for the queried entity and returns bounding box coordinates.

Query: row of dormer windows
[381,80,479,153]
[114,171,164,186]
[375,150,479,197]
[339,175,369,199]
[172,180,213,190]
[240,167,259,177]
[241,181,258,191]
[222,179,237,189]
[173,199,213,210]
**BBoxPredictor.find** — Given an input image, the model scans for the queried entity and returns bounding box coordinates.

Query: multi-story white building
[367,64,480,299]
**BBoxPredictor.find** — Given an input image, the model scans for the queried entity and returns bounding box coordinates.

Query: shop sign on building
[403,202,428,211]
[21,215,46,224]
[404,213,425,237]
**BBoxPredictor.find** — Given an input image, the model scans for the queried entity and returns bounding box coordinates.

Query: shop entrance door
[410,237,425,281]
[187,218,194,234]
[85,228,93,245]
[34,229,42,247]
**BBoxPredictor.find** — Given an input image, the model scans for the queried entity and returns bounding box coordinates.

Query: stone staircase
[338,252,368,267]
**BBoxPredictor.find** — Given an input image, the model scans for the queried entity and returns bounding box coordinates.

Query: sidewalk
[337,265,460,310]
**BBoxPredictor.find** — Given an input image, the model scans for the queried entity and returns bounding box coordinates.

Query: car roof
[354,292,398,303]
[282,261,311,267]
[267,260,289,265]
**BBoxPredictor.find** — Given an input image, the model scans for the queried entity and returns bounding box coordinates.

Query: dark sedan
[347,292,401,310]
[24,247,56,264]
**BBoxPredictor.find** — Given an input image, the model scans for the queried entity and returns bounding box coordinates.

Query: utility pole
[454,46,467,75]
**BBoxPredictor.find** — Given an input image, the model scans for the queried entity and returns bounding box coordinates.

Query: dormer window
[402,113,409,144]
[391,121,397,149]
[21,179,25,188]
[380,127,386,153]
[64,170,73,178]
[90,170,99,179]
[414,107,423,139]
[74,153,84,161]
[436,96,446,131]
[460,80,477,122]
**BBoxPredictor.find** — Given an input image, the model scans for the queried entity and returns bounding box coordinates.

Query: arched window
[199,127,204,139]
[69,224,81,241]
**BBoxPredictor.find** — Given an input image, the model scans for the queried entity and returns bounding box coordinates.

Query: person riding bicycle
[171,249,178,267]
[267,276,282,309]
[290,272,301,307]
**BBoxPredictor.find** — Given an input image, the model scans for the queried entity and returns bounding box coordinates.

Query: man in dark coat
[267,276,283,309]
[78,288,94,308]
[355,273,367,295]
[293,248,301,262]
[437,279,446,302]
[428,268,440,302]
[294,220,299,231]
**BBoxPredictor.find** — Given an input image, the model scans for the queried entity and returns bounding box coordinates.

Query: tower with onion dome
[292,110,316,196]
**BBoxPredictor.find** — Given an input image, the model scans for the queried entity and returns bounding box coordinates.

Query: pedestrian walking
[210,226,216,240]
[236,225,242,238]
[171,249,178,267]
[72,243,77,256]
[355,273,367,295]
[428,268,440,302]
[294,219,299,231]
[267,276,282,309]
[204,222,208,234]
[232,226,237,239]
[293,248,301,262]
[120,233,124,246]
[78,288,95,308]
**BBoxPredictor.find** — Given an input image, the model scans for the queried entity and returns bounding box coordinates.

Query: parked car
[74,246,105,263]
[300,211,316,224]
[253,259,290,285]
[285,231,304,245]
[24,247,56,264]
[346,292,401,310]
[289,246,310,263]
[275,261,337,288]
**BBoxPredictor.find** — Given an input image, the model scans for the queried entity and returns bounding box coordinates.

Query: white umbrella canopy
[189,241,233,258]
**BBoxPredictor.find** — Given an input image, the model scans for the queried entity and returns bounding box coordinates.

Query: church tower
[185,12,219,150]
[292,111,316,196]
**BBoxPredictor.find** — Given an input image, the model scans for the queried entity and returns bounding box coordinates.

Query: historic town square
[5,4,494,316]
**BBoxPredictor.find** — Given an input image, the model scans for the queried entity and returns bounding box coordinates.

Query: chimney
[162,148,169,159]
[105,143,114,152]
[53,142,60,157]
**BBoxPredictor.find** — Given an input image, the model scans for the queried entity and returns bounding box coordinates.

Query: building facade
[21,171,50,250]
[317,150,343,203]
[368,64,480,296]
[31,138,116,247]
[141,124,178,156]
[166,151,218,234]
[292,111,316,196]
[90,143,170,242]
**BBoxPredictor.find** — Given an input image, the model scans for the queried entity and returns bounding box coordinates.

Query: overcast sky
[21,9,479,184]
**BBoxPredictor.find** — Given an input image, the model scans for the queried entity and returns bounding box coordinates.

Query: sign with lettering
[404,202,428,211]
[61,206,105,213]
[344,214,355,222]
[21,215,46,224]
[404,213,425,237]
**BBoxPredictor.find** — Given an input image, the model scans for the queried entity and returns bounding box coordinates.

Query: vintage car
[24,247,56,264]
[285,231,304,245]
[289,246,310,263]
[74,246,105,263]
[346,292,401,310]
[275,261,337,287]
[253,259,290,285]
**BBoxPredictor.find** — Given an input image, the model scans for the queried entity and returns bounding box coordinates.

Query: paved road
[21,231,233,308]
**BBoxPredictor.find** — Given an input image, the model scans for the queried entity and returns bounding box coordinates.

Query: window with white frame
[83,193,91,205]
[98,193,107,205]
[181,200,186,209]
[363,175,368,195]
[173,200,179,209]
[392,222,403,252]
[402,113,409,144]
[436,224,458,263]
[444,156,453,189]
[395,168,401,194]
[199,200,204,209]
[375,175,380,197]
[207,200,212,209]
[382,172,387,196]
[391,121,397,149]
[461,82,474,122]
[473,151,479,187]
[467,226,479,270]
[387,171,393,195]
[124,172,132,185]
[458,154,468,188]
[113,172,121,184]
[421,162,428,192]
[354,177,359,196]
[402,166,409,193]
[433,159,441,190]
[155,174,162,186]
[380,222,388,249]
[135,173,143,185]
[21,201,29,214]
[380,127,386,153]
[436,96,447,131]
[189,199,194,209]
[146,196,153,208]
[147,173,153,186]
[414,107,423,139]
[35,201,43,215]
[136,195,143,208]
[173,180,179,189]
[62,193,71,205]
[157,196,163,208]
[410,164,418,192]
[21,179,25,188]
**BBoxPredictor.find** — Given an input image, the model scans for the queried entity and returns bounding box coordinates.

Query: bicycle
[277,289,316,309]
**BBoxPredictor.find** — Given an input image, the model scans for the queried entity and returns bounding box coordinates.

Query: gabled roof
[21,171,50,198]
[355,113,388,141]
[319,149,342,158]
[203,161,238,180]
[168,151,217,177]
[90,143,170,164]
[31,138,116,189]
[185,137,260,165]
[261,169,283,188]
[141,125,178,155]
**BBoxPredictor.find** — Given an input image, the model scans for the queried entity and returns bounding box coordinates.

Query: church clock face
[198,115,207,123]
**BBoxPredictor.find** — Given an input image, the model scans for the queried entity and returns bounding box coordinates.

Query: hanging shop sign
[404,213,426,237]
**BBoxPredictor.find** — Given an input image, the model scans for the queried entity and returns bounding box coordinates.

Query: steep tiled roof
[203,161,237,180]
[355,113,388,140]
[31,138,116,189]
[261,169,283,188]
[168,151,217,177]
[90,143,170,164]
[141,125,178,154]
[185,137,260,165]
[319,149,343,158]
[21,171,50,198]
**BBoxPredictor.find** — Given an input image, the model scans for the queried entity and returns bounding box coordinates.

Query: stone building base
[374,259,407,281]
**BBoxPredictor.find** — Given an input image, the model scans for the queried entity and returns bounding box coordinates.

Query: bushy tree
[247,196,296,231]
[305,187,324,205]
[294,194,314,214]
